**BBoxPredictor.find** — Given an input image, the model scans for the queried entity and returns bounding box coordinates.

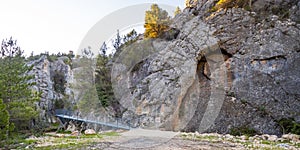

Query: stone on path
[85,129,96,135]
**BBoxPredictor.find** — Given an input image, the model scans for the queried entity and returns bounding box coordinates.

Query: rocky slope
[112,0,300,135]
[28,55,74,123]
[27,55,116,127]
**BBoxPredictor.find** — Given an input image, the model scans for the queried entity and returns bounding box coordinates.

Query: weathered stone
[240,135,248,141]
[276,143,290,149]
[84,129,96,135]
[71,130,79,136]
[282,134,300,142]
[195,131,200,136]
[224,134,234,140]
[261,134,269,140]
[268,135,278,142]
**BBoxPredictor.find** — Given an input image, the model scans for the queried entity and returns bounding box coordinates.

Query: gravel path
[105,128,179,149]
[95,129,246,150]
[65,129,299,149]
[103,137,246,150]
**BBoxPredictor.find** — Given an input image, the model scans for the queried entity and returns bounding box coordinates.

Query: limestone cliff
[112,0,300,135]
[28,55,74,123]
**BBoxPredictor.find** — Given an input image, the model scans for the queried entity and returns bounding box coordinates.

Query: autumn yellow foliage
[213,0,251,11]
[174,6,182,17]
[144,4,171,38]
[185,0,198,8]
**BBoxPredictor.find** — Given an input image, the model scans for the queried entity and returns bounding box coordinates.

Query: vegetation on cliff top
[212,0,252,11]
[144,4,171,38]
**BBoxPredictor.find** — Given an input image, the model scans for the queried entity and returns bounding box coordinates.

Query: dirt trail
[104,128,178,149]
[101,129,245,150]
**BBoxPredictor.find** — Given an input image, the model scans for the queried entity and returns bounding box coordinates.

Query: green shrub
[47,55,58,62]
[227,91,235,97]
[54,99,64,109]
[102,131,119,136]
[241,99,247,104]
[278,118,300,135]
[230,126,257,136]
[258,106,266,113]
[292,123,300,135]
[56,130,72,134]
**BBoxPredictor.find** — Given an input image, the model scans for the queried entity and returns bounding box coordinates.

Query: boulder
[71,130,79,136]
[84,129,96,135]
[268,135,278,142]
[282,134,299,142]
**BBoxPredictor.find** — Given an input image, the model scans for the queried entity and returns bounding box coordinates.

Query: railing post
[76,111,78,122]
[129,118,131,130]
[117,118,119,128]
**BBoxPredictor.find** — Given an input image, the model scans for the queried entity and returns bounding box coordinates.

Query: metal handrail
[55,113,132,130]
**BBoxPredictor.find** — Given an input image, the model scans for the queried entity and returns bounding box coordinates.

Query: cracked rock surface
[27,55,74,123]
[111,1,300,135]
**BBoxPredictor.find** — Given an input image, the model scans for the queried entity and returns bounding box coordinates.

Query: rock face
[28,55,74,123]
[112,1,300,135]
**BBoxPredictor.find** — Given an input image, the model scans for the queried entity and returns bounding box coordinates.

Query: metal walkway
[55,114,131,130]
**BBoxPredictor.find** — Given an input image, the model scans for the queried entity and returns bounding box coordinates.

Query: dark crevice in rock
[252,55,287,61]
[220,48,233,61]
[197,57,211,81]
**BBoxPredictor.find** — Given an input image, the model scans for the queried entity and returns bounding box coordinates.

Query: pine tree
[112,30,122,51]
[123,29,138,45]
[174,6,182,16]
[95,49,122,117]
[95,54,112,108]
[100,42,107,56]
[0,99,10,140]
[144,4,171,38]
[0,37,40,131]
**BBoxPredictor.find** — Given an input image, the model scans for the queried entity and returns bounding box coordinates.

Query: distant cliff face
[28,55,74,123]
[112,0,300,135]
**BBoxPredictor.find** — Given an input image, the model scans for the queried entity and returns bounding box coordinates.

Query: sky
[0,0,185,56]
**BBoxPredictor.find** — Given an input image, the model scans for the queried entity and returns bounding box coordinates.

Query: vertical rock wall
[28,55,74,123]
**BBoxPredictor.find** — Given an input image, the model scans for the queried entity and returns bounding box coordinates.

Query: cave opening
[183,48,233,132]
